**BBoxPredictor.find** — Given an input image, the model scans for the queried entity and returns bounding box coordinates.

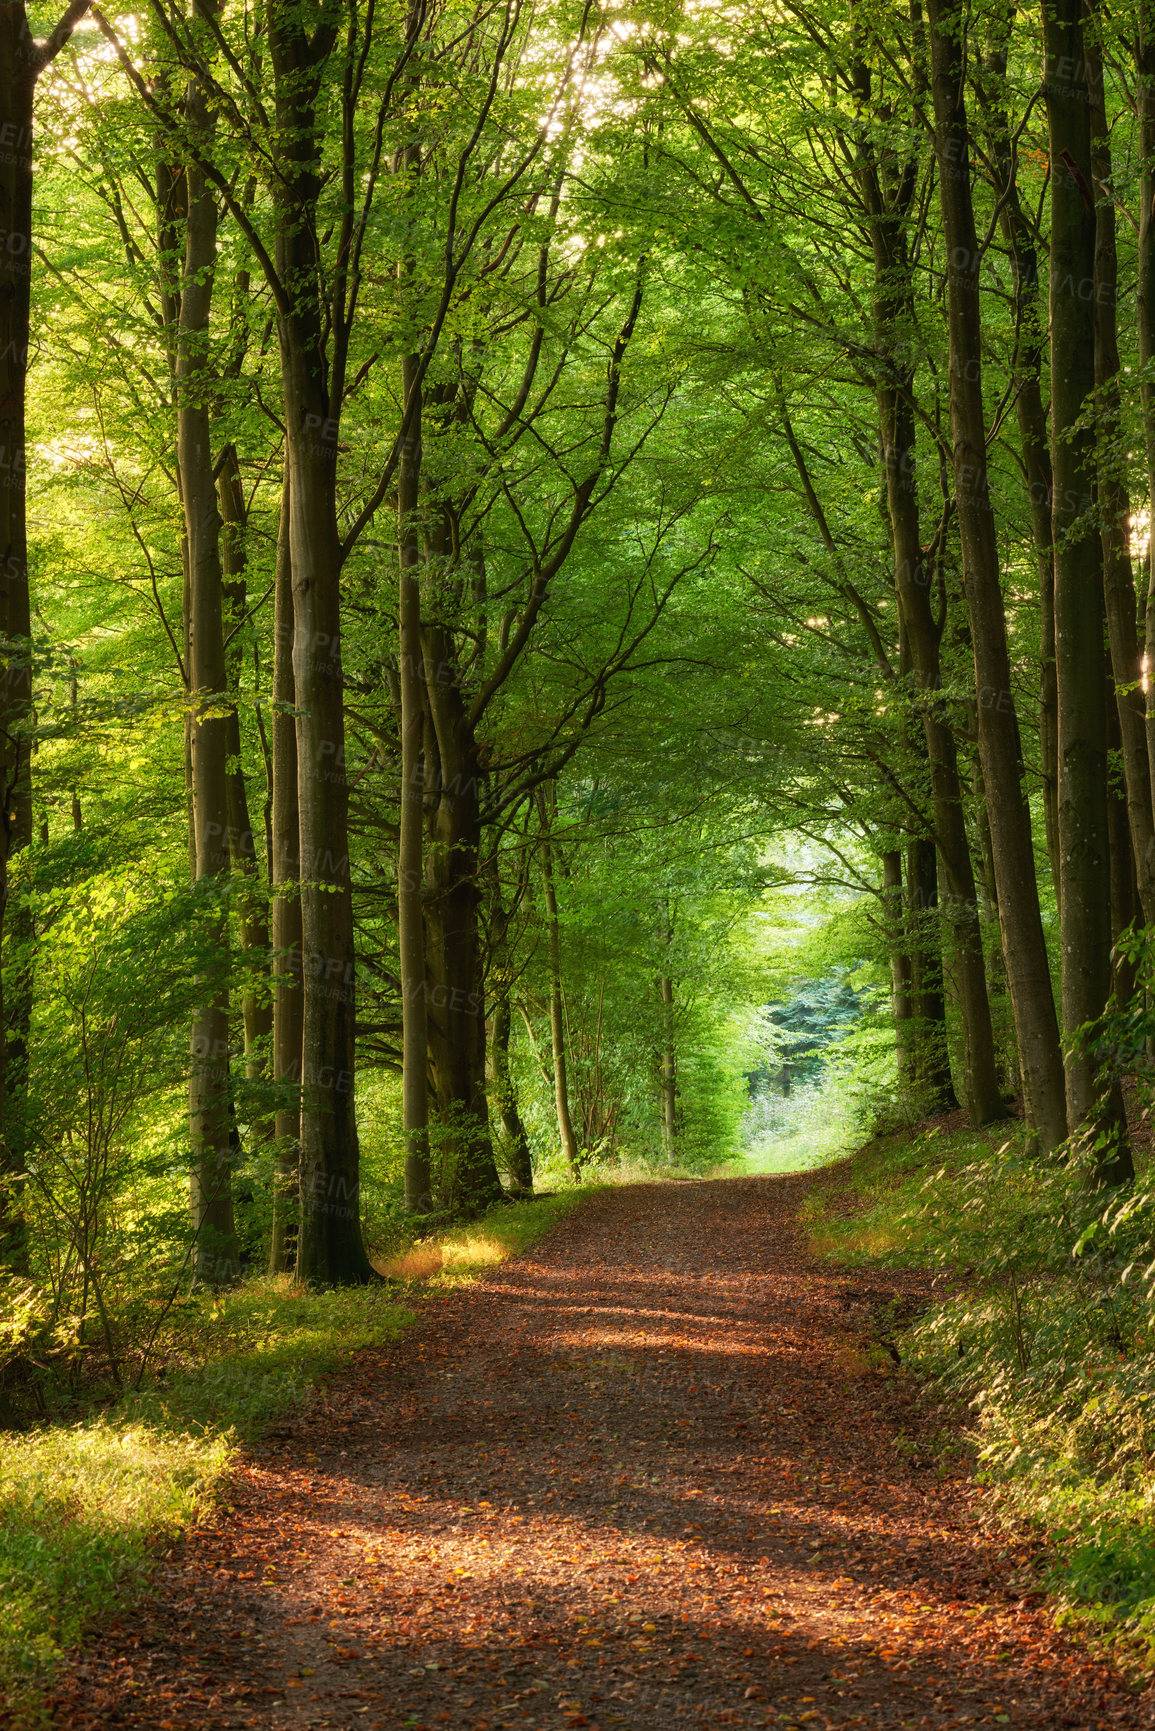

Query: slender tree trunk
[658,972,677,1160]
[420,618,504,1211]
[411,379,505,1212]
[181,546,197,886]
[1136,0,1155,831]
[881,402,1001,1124]
[1107,693,1139,1007]
[282,367,371,1280]
[926,0,1068,1152]
[882,849,916,1087]
[218,452,276,1125]
[484,858,533,1192]
[1039,535,1061,918]
[0,20,38,1273]
[979,33,1061,904]
[906,837,959,1111]
[398,353,430,1212]
[1086,32,1155,922]
[538,787,580,1177]
[0,0,91,1271]
[853,61,998,1124]
[270,13,372,1281]
[656,893,677,1158]
[268,471,302,1273]
[179,92,239,1284]
[973,750,1017,1098]
[405,370,506,1212]
[487,988,533,1191]
[486,905,534,1198]
[395,0,436,1215]
[972,753,1000,956]
[1041,0,1131,1175]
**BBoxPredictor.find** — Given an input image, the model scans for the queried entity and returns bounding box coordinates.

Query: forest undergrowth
[0,1190,590,1716]
[804,1117,1155,1673]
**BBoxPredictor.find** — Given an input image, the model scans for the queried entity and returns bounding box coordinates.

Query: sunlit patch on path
[51,1178,1151,1729]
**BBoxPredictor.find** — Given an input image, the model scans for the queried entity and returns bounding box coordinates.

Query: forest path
[51,1176,1152,1730]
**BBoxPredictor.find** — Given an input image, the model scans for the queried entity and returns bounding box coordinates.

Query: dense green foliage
[5,0,1155,1698]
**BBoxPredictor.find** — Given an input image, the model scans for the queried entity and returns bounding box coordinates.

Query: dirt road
[50,1177,1153,1729]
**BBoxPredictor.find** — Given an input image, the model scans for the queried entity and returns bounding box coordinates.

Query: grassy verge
[803,1123,1155,1674]
[0,1187,592,1720]
[376,1188,594,1280]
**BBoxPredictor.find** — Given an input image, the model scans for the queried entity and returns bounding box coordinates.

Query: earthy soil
[46,1175,1155,1729]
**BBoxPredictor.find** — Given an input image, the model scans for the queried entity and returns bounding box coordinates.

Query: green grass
[0,1422,229,1721]
[376,1186,593,1282]
[799,1123,1005,1261]
[803,1123,1155,1675]
[0,1186,592,1721]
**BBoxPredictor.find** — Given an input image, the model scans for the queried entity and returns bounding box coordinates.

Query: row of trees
[688,0,1155,1179]
[0,0,1151,1310]
[0,0,782,1315]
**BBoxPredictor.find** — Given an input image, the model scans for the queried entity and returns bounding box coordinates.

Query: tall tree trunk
[398,352,430,1212]
[972,753,1000,957]
[657,894,677,1159]
[179,84,239,1284]
[882,403,1001,1124]
[538,787,580,1177]
[882,849,916,1088]
[271,7,372,1281]
[0,4,85,1272]
[282,369,371,1280]
[926,0,1068,1152]
[268,472,302,1273]
[1107,693,1139,1007]
[1087,29,1155,922]
[853,59,999,1124]
[972,749,1017,1097]
[1042,0,1131,1175]
[658,972,677,1160]
[412,381,505,1213]
[218,451,276,1129]
[907,837,960,1112]
[979,30,1061,903]
[488,986,533,1191]
[420,618,504,1212]
[486,871,533,1194]
[1136,0,1155,832]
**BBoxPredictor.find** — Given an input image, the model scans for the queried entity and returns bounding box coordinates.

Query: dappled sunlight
[440,1231,510,1271]
[54,1177,1143,1729]
[378,1233,514,1278]
[377,1242,446,1280]
[554,1327,771,1357]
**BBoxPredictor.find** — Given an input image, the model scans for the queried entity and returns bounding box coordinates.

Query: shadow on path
[49,1176,1152,1729]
